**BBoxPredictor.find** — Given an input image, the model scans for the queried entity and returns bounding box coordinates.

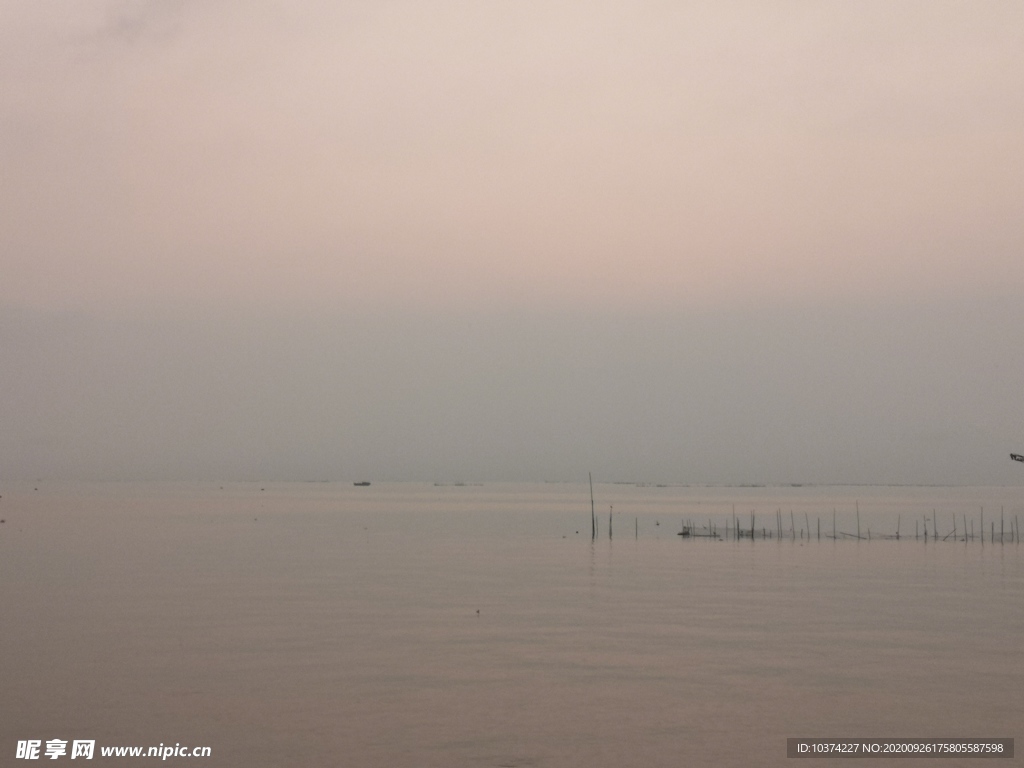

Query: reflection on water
[1,482,1022,767]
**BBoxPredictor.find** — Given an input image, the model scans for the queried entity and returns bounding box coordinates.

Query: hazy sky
[2,1,1023,483]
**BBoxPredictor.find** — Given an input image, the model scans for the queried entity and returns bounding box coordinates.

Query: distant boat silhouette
[353,481,371,487]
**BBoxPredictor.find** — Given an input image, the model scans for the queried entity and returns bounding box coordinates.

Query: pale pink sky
[3,2,1024,483]
[3,1,1023,313]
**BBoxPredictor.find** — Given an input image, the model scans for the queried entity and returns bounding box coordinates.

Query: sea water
[1,482,1022,766]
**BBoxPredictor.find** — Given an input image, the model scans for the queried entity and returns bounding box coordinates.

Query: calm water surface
[1,482,1022,767]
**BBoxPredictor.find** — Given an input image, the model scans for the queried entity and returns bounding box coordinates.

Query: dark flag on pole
[1011,454,1024,463]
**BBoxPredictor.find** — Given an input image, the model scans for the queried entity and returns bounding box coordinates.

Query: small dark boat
[677,526,691,537]
[353,481,371,487]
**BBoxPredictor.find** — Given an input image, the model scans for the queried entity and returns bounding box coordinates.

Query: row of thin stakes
[693,503,1021,544]
[587,479,1021,545]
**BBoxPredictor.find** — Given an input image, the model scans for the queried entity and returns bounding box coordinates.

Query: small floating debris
[353,481,371,487]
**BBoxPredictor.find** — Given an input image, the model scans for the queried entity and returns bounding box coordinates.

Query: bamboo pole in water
[589,473,595,541]
[609,505,612,540]
[856,502,861,540]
